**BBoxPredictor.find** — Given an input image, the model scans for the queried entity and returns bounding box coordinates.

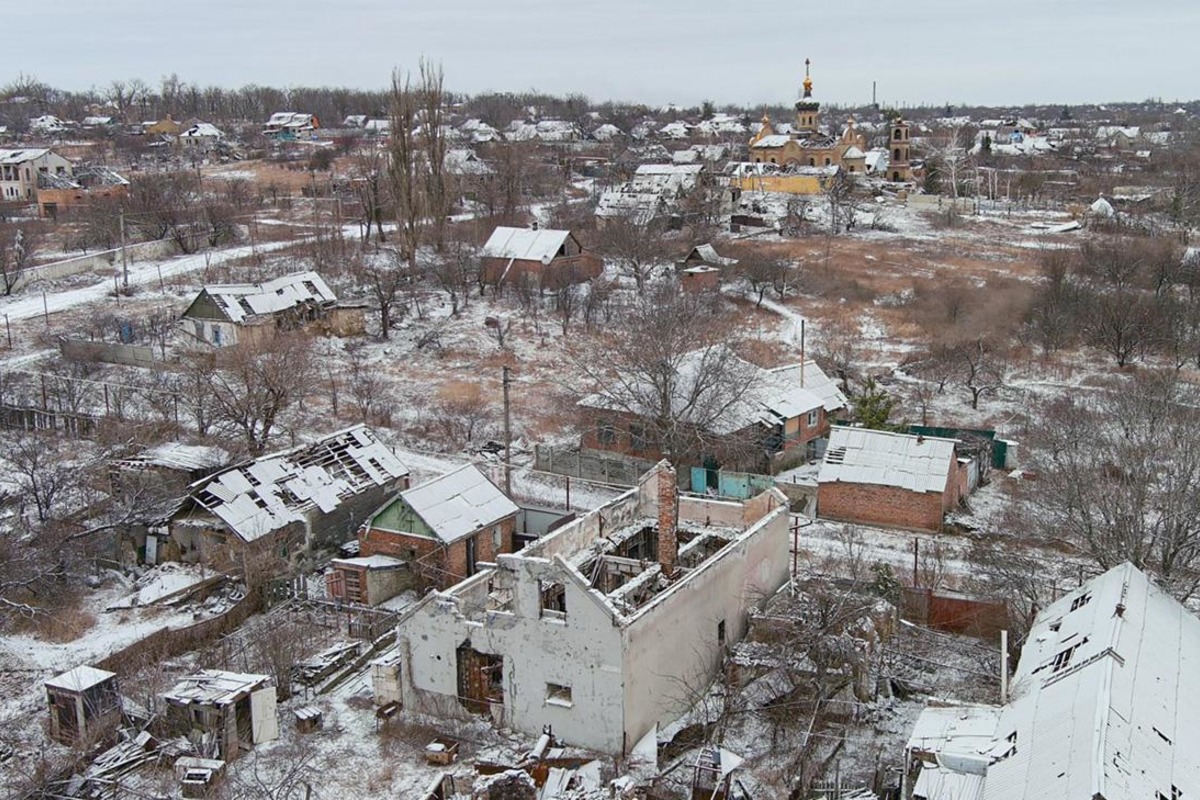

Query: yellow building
[748,60,868,175]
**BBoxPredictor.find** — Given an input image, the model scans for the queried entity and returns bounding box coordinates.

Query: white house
[386,461,790,754]
[0,148,72,202]
[905,562,1200,800]
[179,122,225,150]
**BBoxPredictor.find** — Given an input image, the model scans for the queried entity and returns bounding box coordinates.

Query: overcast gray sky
[8,0,1198,107]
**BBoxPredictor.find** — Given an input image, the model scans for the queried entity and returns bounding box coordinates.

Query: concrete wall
[15,238,175,292]
[59,338,160,368]
[620,496,789,750]
[397,559,627,753]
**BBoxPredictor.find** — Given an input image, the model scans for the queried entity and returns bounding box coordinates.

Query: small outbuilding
[162,671,278,761]
[45,665,121,745]
[817,427,970,532]
[479,225,602,290]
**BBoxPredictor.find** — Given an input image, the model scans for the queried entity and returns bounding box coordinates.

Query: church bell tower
[794,58,820,135]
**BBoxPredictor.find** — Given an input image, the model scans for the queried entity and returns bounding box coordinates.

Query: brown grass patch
[10,599,97,643]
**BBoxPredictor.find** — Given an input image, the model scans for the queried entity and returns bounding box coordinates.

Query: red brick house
[816,427,971,532]
[351,464,519,597]
[479,225,602,290]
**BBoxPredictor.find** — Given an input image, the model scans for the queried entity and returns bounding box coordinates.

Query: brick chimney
[657,463,679,579]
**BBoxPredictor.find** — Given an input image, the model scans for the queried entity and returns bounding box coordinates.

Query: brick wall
[361,514,517,590]
[818,482,945,532]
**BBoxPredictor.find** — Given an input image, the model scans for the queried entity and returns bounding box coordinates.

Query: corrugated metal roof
[199,271,336,324]
[163,670,267,706]
[479,227,571,263]
[913,563,1200,800]
[395,464,518,544]
[818,427,957,493]
[187,425,408,543]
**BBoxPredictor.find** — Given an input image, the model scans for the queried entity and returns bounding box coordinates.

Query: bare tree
[0,222,39,296]
[353,247,415,339]
[955,337,1007,410]
[573,288,760,464]
[596,213,668,293]
[1029,372,1200,600]
[187,335,314,455]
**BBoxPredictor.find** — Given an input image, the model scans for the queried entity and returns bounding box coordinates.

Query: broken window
[1069,593,1091,612]
[597,423,616,445]
[546,683,573,707]
[456,644,503,715]
[540,580,567,619]
[717,620,726,648]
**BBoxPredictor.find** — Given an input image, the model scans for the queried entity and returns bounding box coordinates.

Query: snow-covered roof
[592,123,622,141]
[332,555,406,570]
[767,361,848,413]
[181,122,223,139]
[750,135,793,149]
[579,347,827,436]
[185,426,409,543]
[686,243,738,267]
[917,562,1200,800]
[843,145,865,159]
[164,670,268,706]
[46,665,116,693]
[192,271,336,324]
[129,443,230,472]
[480,226,572,263]
[596,163,704,222]
[0,148,51,165]
[818,427,958,494]
[1089,196,1115,217]
[393,464,518,544]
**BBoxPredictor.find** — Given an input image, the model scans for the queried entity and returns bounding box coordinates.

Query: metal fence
[533,444,654,486]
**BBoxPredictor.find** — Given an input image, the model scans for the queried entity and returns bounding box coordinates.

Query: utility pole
[119,208,129,293]
[502,365,513,497]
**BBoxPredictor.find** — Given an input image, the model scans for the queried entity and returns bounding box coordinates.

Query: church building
[747,60,911,182]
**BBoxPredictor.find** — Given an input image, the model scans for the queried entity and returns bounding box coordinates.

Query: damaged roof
[123,442,230,472]
[479,226,572,263]
[819,427,958,494]
[766,361,848,413]
[189,270,336,324]
[163,670,268,706]
[387,464,518,545]
[185,425,409,543]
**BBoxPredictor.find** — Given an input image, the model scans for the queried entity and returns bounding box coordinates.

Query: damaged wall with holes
[391,460,790,755]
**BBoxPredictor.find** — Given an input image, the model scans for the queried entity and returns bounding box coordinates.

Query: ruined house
[162,671,278,761]
[45,666,121,745]
[155,426,409,569]
[388,461,790,754]
[178,271,364,347]
[334,464,520,603]
[817,427,973,532]
[904,562,1199,800]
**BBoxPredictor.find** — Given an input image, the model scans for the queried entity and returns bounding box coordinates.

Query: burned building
[388,461,790,754]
